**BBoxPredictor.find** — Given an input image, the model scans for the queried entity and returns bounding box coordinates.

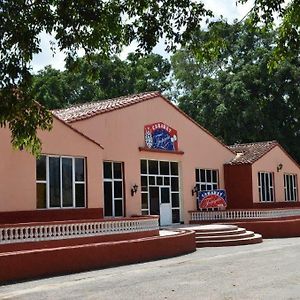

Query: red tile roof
[53,91,161,123]
[227,141,278,165]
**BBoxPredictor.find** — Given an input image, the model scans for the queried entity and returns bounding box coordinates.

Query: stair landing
[164,224,263,248]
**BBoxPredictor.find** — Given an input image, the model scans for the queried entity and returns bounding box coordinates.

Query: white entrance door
[160,187,172,226]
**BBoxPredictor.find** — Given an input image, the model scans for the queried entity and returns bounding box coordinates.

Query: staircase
[188,224,263,247]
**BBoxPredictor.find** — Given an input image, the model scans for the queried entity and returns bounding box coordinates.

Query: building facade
[1,92,299,225]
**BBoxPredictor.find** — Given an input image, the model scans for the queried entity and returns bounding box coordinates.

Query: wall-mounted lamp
[131,184,138,196]
[277,163,283,172]
[192,185,198,196]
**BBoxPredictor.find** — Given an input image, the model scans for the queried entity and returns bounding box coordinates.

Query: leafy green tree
[31,53,171,109]
[1,0,300,154]
[1,0,210,154]
[171,22,300,162]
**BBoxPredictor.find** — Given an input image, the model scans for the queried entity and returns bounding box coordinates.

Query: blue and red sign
[198,190,227,209]
[144,122,178,151]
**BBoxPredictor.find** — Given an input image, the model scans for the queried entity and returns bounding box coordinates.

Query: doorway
[149,186,172,226]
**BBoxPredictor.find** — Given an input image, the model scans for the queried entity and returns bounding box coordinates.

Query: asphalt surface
[1,238,300,300]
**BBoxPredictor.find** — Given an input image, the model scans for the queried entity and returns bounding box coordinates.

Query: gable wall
[0,118,103,215]
[71,96,235,222]
[252,145,300,206]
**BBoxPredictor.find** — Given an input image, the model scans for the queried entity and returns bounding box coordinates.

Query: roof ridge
[53,91,160,113]
[229,140,278,148]
[53,91,161,123]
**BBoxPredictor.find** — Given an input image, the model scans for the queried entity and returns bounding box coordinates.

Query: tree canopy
[31,53,171,109]
[171,21,300,162]
[1,0,300,154]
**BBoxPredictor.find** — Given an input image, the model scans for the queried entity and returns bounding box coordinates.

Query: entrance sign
[198,189,227,209]
[144,122,178,151]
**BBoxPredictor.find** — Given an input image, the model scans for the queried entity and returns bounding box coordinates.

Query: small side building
[225,141,300,209]
[0,116,104,223]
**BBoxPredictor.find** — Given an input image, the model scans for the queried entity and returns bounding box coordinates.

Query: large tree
[31,53,171,109]
[1,0,299,154]
[171,21,300,162]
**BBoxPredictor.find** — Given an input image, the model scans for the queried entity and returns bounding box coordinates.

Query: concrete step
[196,233,263,247]
[194,227,246,237]
[187,224,238,233]
[196,230,254,241]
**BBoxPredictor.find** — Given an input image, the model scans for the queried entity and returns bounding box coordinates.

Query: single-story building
[225,141,300,209]
[1,92,300,225]
[0,115,104,223]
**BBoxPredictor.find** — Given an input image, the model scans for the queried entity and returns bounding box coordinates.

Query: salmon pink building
[1,91,300,226]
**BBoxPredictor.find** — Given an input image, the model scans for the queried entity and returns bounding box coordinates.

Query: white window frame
[258,172,275,202]
[103,161,124,217]
[195,168,219,192]
[36,155,86,209]
[140,159,181,223]
[284,173,298,202]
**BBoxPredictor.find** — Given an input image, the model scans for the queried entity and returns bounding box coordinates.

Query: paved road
[1,238,300,300]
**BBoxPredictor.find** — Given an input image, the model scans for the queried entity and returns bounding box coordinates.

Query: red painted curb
[0,230,195,283]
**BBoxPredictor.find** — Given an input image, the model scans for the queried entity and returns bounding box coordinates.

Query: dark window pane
[269,173,273,186]
[206,184,213,191]
[114,200,123,216]
[114,181,123,198]
[36,183,46,208]
[212,170,217,183]
[149,176,155,185]
[75,158,85,181]
[172,209,180,223]
[200,169,205,182]
[141,160,147,174]
[62,158,73,207]
[207,170,212,182]
[172,193,179,207]
[75,184,85,207]
[171,162,178,175]
[104,182,113,217]
[49,157,60,207]
[195,169,199,182]
[113,163,122,179]
[149,160,158,174]
[142,210,149,215]
[142,193,148,209]
[36,156,46,181]
[200,184,206,191]
[103,162,112,179]
[164,177,170,186]
[160,161,169,175]
[213,184,218,190]
[141,176,148,191]
[161,187,170,203]
[156,176,163,185]
[171,177,179,191]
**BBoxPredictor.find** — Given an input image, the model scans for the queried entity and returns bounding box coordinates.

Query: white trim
[0,218,159,245]
[258,172,274,202]
[36,155,86,209]
[191,209,300,221]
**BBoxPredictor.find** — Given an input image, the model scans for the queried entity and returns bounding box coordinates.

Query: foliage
[31,53,171,109]
[171,22,300,162]
[0,0,211,155]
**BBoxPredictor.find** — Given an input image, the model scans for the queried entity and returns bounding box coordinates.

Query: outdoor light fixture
[131,184,138,196]
[192,185,198,196]
[277,163,283,172]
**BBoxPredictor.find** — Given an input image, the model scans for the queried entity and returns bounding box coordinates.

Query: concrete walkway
[1,238,300,300]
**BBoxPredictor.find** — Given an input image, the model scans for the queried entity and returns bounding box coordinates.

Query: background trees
[31,53,171,109]
[1,0,300,155]
[171,21,300,162]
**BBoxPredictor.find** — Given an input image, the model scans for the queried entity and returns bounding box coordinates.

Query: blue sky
[31,0,253,73]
